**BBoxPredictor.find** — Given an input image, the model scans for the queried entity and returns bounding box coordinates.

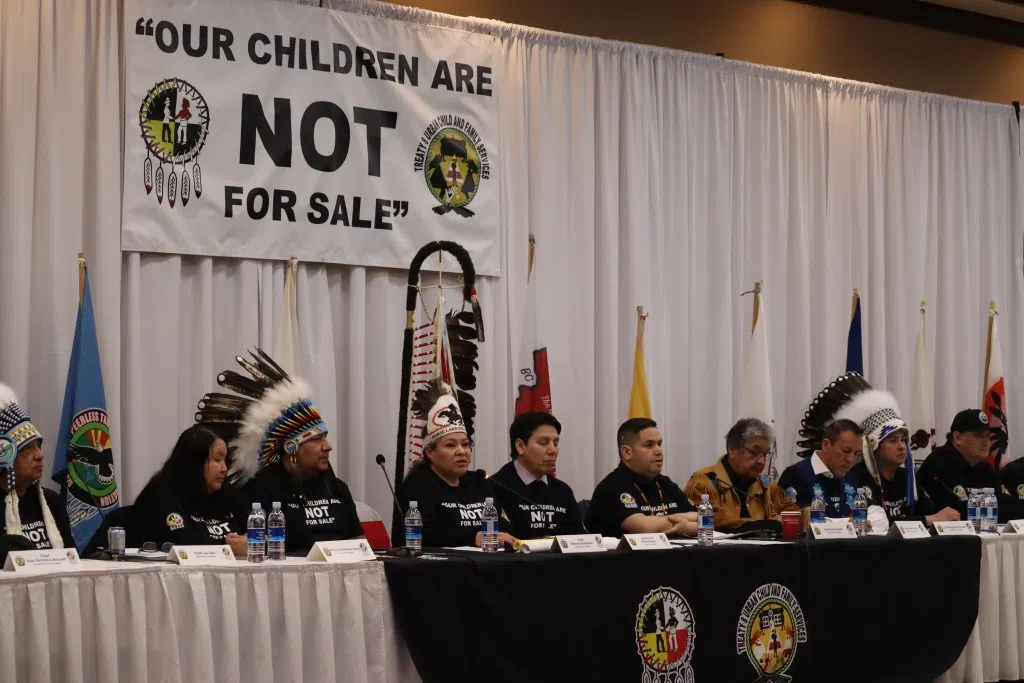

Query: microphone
[706,471,772,521]
[475,468,538,508]
[375,454,405,521]
[930,476,965,508]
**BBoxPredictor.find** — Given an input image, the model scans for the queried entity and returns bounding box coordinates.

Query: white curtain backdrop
[2,0,1021,529]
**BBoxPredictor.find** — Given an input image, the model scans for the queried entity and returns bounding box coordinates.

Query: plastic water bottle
[247,502,266,563]
[697,494,714,546]
[851,488,868,537]
[984,488,999,533]
[266,502,286,560]
[978,489,992,533]
[404,501,423,556]
[480,497,499,552]
[810,486,827,524]
[967,489,980,532]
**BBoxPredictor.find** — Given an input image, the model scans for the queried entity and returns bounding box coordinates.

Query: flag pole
[751,281,761,336]
[636,305,647,348]
[77,253,86,306]
[527,234,536,283]
[851,288,860,320]
[983,300,996,408]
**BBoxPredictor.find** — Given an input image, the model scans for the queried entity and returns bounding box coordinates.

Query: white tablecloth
[938,533,1024,683]
[0,558,419,683]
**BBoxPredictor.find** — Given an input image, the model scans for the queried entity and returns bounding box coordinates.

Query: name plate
[808,519,856,540]
[168,545,236,565]
[306,539,376,563]
[620,533,672,551]
[933,521,977,536]
[889,521,930,539]
[3,548,81,572]
[553,534,606,553]
[1002,520,1024,534]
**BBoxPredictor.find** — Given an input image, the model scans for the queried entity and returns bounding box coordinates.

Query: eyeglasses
[740,446,770,460]
[141,541,174,553]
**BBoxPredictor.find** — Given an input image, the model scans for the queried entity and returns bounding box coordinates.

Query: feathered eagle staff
[392,241,484,534]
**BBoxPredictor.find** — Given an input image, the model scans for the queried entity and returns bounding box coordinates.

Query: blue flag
[846,295,863,376]
[52,272,119,551]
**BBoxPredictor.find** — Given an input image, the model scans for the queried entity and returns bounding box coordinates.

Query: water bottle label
[268,526,285,541]
[698,513,713,529]
[405,525,422,540]
[852,510,867,522]
[482,520,498,535]
[248,528,265,544]
[810,511,826,523]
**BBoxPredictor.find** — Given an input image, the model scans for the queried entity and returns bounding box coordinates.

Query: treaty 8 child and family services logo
[414,114,490,218]
[634,587,695,683]
[138,78,210,208]
[735,583,808,682]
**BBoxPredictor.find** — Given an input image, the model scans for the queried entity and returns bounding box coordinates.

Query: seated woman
[834,389,959,529]
[195,349,362,554]
[133,425,247,556]
[0,385,74,562]
[396,381,517,548]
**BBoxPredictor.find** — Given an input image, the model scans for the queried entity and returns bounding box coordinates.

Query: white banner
[122,0,502,275]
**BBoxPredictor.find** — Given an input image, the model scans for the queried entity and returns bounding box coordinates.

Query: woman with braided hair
[0,384,73,564]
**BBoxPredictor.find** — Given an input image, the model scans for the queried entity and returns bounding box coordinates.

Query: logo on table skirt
[736,583,807,682]
[953,485,967,501]
[635,587,695,683]
[166,513,184,531]
[620,492,638,509]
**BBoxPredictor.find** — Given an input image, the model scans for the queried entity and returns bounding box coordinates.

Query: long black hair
[140,425,233,503]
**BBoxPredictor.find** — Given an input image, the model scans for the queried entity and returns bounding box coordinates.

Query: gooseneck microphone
[930,476,965,508]
[475,468,537,507]
[375,454,405,521]
[705,472,746,497]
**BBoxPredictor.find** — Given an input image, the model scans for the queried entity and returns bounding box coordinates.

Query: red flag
[983,303,1008,469]
[514,235,552,415]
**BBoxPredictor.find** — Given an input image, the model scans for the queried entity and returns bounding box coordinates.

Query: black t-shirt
[918,443,1006,519]
[240,462,363,553]
[489,461,584,538]
[396,465,508,547]
[848,462,937,523]
[1001,458,1024,504]
[0,483,75,551]
[586,462,695,538]
[133,475,245,547]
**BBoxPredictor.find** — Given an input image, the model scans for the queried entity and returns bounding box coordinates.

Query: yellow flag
[628,307,652,419]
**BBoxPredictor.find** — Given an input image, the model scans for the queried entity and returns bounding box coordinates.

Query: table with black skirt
[383,536,981,683]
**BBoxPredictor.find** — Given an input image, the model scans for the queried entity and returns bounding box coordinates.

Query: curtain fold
[2,0,1021,527]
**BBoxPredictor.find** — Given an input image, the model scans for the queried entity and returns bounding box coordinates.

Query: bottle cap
[485,497,493,504]
[252,502,262,511]
[409,501,418,509]
[272,501,281,510]
[700,493,709,502]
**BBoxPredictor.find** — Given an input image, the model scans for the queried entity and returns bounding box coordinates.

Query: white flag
[910,303,935,465]
[983,307,1008,469]
[737,290,776,474]
[273,259,301,377]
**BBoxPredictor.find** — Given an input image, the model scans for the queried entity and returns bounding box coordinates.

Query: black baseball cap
[949,409,990,435]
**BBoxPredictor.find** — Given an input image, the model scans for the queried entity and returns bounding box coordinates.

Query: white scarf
[4,484,64,549]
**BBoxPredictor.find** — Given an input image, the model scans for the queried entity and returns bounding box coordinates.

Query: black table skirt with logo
[382,536,981,683]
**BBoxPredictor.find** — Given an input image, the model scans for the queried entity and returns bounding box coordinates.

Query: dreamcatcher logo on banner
[122,0,501,275]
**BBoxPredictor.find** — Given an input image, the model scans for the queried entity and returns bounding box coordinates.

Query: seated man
[918,409,1022,522]
[684,417,798,531]
[586,418,697,538]
[778,419,862,518]
[490,412,585,539]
